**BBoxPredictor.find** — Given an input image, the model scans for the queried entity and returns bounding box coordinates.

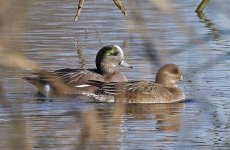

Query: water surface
[0,0,230,149]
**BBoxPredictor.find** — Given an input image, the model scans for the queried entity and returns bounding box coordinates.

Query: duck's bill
[179,75,184,81]
[183,80,192,83]
[120,60,133,69]
[180,75,192,83]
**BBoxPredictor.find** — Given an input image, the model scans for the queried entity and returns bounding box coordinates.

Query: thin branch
[74,0,85,21]
[113,0,127,16]
[195,0,209,13]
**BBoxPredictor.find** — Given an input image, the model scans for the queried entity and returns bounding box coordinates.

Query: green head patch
[105,47,119,56]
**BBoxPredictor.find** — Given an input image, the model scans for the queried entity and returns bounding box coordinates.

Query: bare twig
[195,0,209,13]
[113,0,127,16]
[74,0,127,21]
[74,0,85,21]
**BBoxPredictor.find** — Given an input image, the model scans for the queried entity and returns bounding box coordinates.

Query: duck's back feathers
[88,80,185,103]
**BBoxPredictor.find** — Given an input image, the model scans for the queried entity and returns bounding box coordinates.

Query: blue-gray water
[0,0,230,149]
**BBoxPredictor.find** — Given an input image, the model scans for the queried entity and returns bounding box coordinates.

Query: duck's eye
[171,68,179,74]
[106,49,119,56]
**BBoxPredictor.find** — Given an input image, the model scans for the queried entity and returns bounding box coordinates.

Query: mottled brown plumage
[88,64,185,103]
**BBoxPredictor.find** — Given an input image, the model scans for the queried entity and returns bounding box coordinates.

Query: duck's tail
[23,76,53,95]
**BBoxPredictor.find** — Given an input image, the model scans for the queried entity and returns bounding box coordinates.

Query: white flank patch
[75,84,91,88]
[44,84,51,92]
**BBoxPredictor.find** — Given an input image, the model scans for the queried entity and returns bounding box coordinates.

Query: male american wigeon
[87,64,185,103]
[24,45,133,95]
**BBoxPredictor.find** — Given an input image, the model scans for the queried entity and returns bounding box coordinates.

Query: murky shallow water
[0,0,230,149]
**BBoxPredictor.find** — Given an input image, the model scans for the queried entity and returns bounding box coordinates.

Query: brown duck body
[88,64,185,103]
[98,81,184,103]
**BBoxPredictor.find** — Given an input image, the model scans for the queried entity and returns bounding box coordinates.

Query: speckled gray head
[96,45,133,74]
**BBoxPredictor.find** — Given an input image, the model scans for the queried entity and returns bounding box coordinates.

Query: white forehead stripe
[114,45,124,57]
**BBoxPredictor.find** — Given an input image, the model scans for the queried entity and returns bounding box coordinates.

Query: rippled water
[0,0,230,149]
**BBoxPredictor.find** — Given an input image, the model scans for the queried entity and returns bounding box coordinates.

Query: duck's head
[155,64,183,87]
[96,45,133,74]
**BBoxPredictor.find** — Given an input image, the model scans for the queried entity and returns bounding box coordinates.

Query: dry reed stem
[113,0,127,16]
[195,0,209,13]
[0,51,40,71]
[148,0,195,38]
[75,110,104,149]
[75,41,86,69]
[74,0,127,21]
[74,0,84,21]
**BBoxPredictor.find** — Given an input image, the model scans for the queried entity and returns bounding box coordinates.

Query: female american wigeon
[24,45,132,95]
[88,64,185,103]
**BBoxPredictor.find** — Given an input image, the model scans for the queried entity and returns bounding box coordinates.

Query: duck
[23,45,133,96]
[87,64,185,103]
